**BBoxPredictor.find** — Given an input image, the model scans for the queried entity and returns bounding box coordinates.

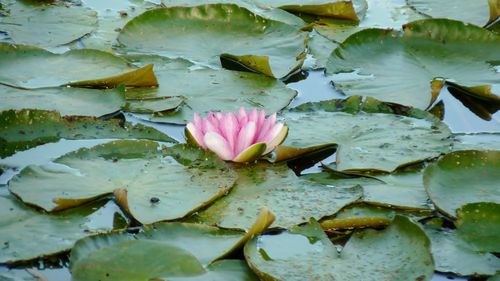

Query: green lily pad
[326,19,500,110]
[456,202,500,253]
[424,224,500,276]
[78,0,158,50]
[117,4,307,78]
[162,0,306,27]
[0,84,125,116]
[250,0,360,20]
[8,141,237,224]
[407,0,496,26]
[0,195,116,264]
[0,0,97,47]
[0,43,158,89]
[0,109,175,158]
[305,29,339,70]
[319,204,395,229]
[192,162,362,230]
[489,274,500,281]
[124,55,297,124]
[423,150,500,218]
[166,260,259,281]
[453,133,500,151]
[276,96,452,172]
[244,216,434,281]
[70,213,271,281]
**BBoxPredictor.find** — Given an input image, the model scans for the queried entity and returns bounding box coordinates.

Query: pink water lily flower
[185,107,288,163]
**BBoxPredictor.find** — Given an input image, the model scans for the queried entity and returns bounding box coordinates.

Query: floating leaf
[453,133,500,151]
[8,141,237,224]
[276,96,452,172]
[193,162,362,230]
[326,19,500,109]
[166,260,260,281]
[304,30,338,70]
[0,84,125,116]
[0,0,97,47]
[244,216,434,281]
[319,204,395,229]
[424,224,500,276]
[0,109,175,158]
[424,150,500,218]
[407,0,496,26]
[250,0,360,20]
[117,4,307,78]
[70,212,270,281]
[125,56,296,124]
[0,43,158,89]
[0,195,116,264]
[456,202,500,253]
[314,0,424,43]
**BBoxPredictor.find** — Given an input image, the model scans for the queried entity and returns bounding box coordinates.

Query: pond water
[2,67,496,280]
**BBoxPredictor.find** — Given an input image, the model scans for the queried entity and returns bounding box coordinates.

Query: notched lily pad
[0,109,175,158]
[0,0,97,47]
[124,55,297,124]
[276,96,452,172]
[424,150,500,218]
[0,195,116,264]
[70,211,270,281]
[0,43,158,89]
[326,19,500,110]
[8,141,237,224]
[0,84,126,117]
[192,162,362,230]
[117,4,307,78]
[244,215,434,281]
[456,202,500,253]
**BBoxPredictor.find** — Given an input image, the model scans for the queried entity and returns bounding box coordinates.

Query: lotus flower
[185,107,288,163]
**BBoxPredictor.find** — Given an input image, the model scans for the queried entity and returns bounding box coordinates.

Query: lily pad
[250,0,360,20]
[124,55,297,124]
[319,204,395,229]
[117,4,307,78]
[0,84,125,116]
[8,141,237,224]
[456,202,500,253]
[0,109,175,158]
[193,162,362,230]
[407,0,497,27]
[314,0,424,43]
[305,29,339,70]
[423,150,500,218]
[0,43,157,89]
[326,19,500,110]
[244,216,434,281]
[70,212,271,281]
[78,0,158,50]
[424,224,500,276]
[0,0,97,47]
[453,133,500,151]
[276,96,452,172]
[166,260,259,281]
[0,195,116,264]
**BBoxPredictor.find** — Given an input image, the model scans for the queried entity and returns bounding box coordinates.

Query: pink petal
[257,113,276,141]
[220,112,238,153]
[248,109,258,123]
[186,123,206,148]
[208,112,219,129]
[235,121,257,156]
[256,110,266,132]
[204,132,234,161]
[237,106,247,122]
[193,113,202,129]
[262,123,283,143]
[202,117,219,134]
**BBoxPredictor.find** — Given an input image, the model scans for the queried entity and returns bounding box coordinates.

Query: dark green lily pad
[0,109,175,158]
[424,224,500,276]
[0,43,157,89]
[423,150,500,218]
[326,19,500,109]
[166,260,259,281]
[8,141,237,224]
[0,195,116,264]
[456,202,500,253]
[0,0,97,47]
[244,216,434,281]
[70,215,270,281]
[407,0,496,26]
[124,55,297,124]
[117,4,307,78]
[276,96,452,172]
[314,0,424,43]
[193,162,362,230]
[0,84,125,116]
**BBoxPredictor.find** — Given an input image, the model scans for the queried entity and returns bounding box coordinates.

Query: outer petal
[235,121,257,156]
[263,125,288,154]
[186,123,205,148]
[257,113,276,141]
[204,132,234,161]
[233,142,267,163]
[220,112,239,153]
